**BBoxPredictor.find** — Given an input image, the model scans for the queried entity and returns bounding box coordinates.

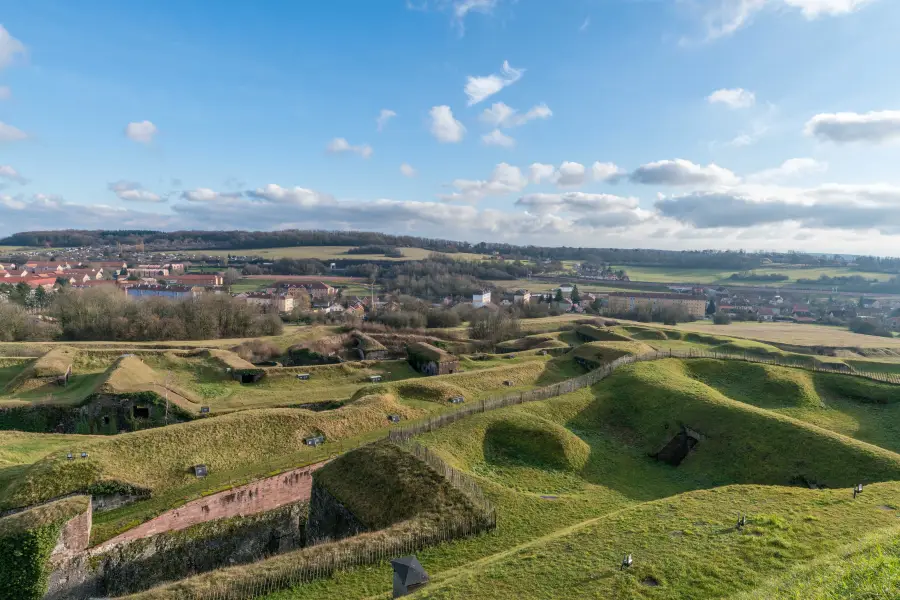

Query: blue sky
[2,0,900,253]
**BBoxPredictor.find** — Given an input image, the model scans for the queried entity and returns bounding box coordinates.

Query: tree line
[0,288,282,342]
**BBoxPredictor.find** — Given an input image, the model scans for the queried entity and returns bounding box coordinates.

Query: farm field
[188,246,489,262]
[489,278,646,294]
[677,320,900,349]
[611,265,894,285]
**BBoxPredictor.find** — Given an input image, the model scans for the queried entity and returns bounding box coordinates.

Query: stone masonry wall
[305,481,366,545]
[46,500,308,600]
[94,460,328,552]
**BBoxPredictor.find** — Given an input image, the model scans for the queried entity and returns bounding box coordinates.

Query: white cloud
[108,181,165,203]
[516,192,648,228]
[429,105,466,143]
[440,162,528,203]
[528,163,556,184]
[592,161,625,182]
[400,163,417,178]
[697,0,875,40]
[748,157,827,183]
[181,188,242,203]
[708,88,756,109]
[452,0,499,33]
[655,182,900,234]
[0,121,27,142]
[125,121,157,143]
[0,165,26,184]
[805,110,900,144]
[630,159,740,186]
[465,60,524,106]
[0,25,25,69]
[480,102,552,128]
[482,129,515,147]
[376,109,397,132]
[326,137,374,158]
[247,184,336,207]
[555,162,587,187]
[783,0,876,18]
[0,86,10,100]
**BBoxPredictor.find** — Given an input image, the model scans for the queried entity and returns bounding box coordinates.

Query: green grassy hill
[236,357,900,600]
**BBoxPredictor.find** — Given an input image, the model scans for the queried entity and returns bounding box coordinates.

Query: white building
[473,290,491,308]
[514,290,531,304]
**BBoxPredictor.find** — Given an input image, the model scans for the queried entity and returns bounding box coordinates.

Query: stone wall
[95,460,327,550]
[305,481,366,545]
[46,501,307,599]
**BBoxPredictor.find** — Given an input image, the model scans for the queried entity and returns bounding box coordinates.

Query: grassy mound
[575,324,633,342]
[0,393,424,510]
[314,441,477,529]
[96,355,201,409]
[484,415,590,472]
[495,334,569,352]
[204,349,257,371]
[683,359,823,409]
[622,325,668,340]
[3,347,79,393]
[570,341,653,367]
[576,360,900,487]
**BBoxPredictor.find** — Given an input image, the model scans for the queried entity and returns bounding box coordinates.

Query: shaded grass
[315,441,477,530]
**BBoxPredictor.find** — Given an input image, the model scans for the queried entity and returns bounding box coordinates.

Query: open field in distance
[615,265,895,285]
[188,246,488,262]
[678,321,900,348]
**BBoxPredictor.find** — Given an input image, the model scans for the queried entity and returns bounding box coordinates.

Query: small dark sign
[297,374,310,380]
[305,435,325,447]
[503,380,512,387]
[193,464,208,477]
[449,396,465,404]
[388,414,401,423]
[369,375,383,382]
[200,406,210,414]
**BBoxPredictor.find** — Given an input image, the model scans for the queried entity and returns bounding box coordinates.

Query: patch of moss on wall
[0,496,90,600]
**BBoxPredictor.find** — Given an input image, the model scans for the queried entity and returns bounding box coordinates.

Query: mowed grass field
[189,246,489,262]
[677,321,900,349]
[611,265,895,285]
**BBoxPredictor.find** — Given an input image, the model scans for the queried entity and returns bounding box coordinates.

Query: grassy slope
[411,484,900,600]
[315,442,477,530]
[735,525,900,600]
[0,393,428,511]
[228,359,900,600]
[683,359,900,454]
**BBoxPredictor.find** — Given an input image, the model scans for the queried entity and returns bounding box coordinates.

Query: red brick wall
[96,461,327,551]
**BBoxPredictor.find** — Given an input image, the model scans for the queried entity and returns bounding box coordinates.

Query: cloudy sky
[2,0,900,253]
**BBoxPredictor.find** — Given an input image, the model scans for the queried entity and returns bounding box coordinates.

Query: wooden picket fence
[190,440,495,600]
[388,349,900,441]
